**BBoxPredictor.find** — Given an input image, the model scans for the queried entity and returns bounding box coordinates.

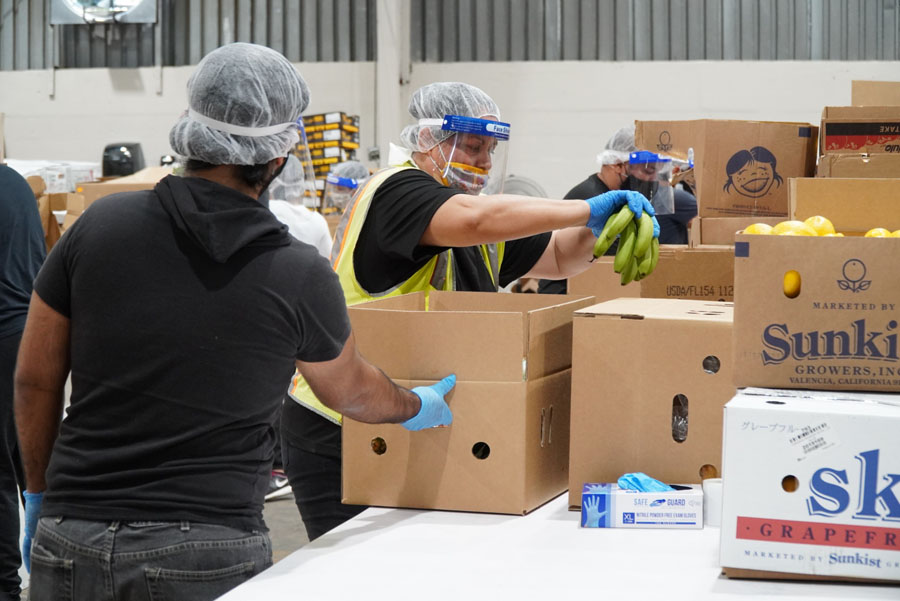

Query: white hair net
[597,124,637,167]
[399,82,501,152]
[169,43,311,166]
[330,160,370,184]
[267,155,306,203]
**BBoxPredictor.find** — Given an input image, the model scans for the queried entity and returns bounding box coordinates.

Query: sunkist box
[342,291,596,515]
[821,106,900,155]
[567,246,735,303]
[696,217,783,245]
[790,177,900,235]
[568,298,734,510]
[720,387,900,583]
[636,119,818,218]
[733,233,900,392]
[852,80,900,106]
[816,153,900,178]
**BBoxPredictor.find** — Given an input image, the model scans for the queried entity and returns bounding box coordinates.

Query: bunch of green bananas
[592,206,660,285]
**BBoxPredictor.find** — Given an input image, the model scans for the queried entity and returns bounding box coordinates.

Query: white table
[221,494,898,600]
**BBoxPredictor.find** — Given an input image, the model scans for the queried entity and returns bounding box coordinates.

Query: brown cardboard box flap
[816,153,900,178]
[698,217,783,246]
[789,177,900,233]
[722,566,895,584]
[575,297,732,323]
[852,80,900,106]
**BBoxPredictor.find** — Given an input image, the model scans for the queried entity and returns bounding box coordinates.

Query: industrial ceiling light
[51,0,157,25]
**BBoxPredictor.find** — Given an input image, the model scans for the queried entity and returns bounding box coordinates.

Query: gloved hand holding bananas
[591,204,661,286]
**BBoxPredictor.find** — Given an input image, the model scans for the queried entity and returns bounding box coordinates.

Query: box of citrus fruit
[733,216,900,392]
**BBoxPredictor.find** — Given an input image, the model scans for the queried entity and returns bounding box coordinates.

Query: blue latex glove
[584,190,656,235]
[618,472,675,493]
[402,374,455,431]
[22,491,43,573]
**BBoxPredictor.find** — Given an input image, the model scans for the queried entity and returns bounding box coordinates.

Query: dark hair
[185,159,271,189]
[723,146,783,193]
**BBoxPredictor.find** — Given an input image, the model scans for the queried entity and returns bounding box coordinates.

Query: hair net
[169,43,311,166]
[399,82,501,152]
[597,124,637,167]
[267,155,306,203]
[330,160,370,184]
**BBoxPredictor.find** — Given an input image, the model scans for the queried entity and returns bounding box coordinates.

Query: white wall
[2,60,899,197]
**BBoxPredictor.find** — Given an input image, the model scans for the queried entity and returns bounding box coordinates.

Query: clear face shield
[291,120,319,208]
[626,150,674,215]
[421,115,510,195]
[322,174,360,215]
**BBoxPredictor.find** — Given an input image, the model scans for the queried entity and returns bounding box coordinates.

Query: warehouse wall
[2,60,900,196]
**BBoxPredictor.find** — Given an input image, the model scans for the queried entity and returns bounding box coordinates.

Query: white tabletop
[221,494,898,600]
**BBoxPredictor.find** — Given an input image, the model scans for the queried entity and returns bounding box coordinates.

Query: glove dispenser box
[342,291,595,515]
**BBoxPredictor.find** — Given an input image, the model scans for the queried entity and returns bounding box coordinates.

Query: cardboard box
[580,483,703,528]
[342,291,596,515]
[852,80,900,107]
[821,106,900,155]
[816,153,900,178]
[733,233,900,392]
[568,298,734,510]
[636,119,818,218]
[75,166,172,209]
[789,178,900,235]
[720,388,900,583]
[35,192,78,251]
[569,246,735,302]
[698,217,783,246]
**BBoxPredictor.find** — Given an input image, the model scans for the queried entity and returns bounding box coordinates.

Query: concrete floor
[263,491,310,563]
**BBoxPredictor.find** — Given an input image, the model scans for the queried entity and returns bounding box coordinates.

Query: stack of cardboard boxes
[300,112,360,208]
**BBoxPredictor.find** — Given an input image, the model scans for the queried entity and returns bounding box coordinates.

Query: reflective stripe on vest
[289,163,504,424]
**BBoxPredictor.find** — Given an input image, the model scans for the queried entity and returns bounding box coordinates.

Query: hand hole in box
[672,394,689,443]
[702,355,721,374]
[783,270,801,299]
[472,442,491,460]
[370,437,387,455]
[766,400,786,405]
[782,475,799,492]
[699,464,719,479]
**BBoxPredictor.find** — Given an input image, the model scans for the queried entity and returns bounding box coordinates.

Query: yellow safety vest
[288,162,504,424]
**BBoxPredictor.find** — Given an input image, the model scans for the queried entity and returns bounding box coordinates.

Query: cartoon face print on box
[723,146,784,199]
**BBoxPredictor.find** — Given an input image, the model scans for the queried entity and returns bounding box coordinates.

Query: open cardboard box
[568,298,734,510]
[636,119,817,218]
[821,106,900,155]
[75,166,173,209]
[733,233,900,392]
[790,177,900,235]
[342,291,595,515]
[696,217,784,246]
[852,80,900,106]
[720,388,900,583]
[568,246,735,302]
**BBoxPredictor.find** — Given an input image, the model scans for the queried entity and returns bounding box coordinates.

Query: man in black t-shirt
[282,82,660,541]
[14,44,454,601]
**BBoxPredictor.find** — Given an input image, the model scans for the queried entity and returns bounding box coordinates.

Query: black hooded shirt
[33,175,350,530]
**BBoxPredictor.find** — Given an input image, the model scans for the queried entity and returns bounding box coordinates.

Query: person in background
[538,125,697,294]
[267,154,333,260]
[280,81,658,541]
[14,43,453,601]
[0,165,46,601]
[321,160,370,218]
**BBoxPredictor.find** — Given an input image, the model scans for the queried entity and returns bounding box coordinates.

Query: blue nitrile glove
[22,491,43,573]
[582,495,608,528]
[584,190,656,236]
[402,374,456,431]
[618,472,675,493]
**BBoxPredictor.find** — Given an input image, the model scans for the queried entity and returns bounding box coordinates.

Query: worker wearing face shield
[321,160,370,215]
[280,82,659,541]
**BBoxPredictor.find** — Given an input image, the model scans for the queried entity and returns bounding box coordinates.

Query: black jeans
[280,398,365,541]
[0,331,25,601]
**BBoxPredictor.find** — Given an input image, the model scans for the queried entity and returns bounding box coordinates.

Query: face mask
[625,175,658,201]
[259,155,292,200]
[431,140,490,195]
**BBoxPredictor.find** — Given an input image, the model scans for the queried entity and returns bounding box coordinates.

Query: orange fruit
[772,220,818,236]
[803,215,836,236]
[743,223,774,235]
[865,228,892,238]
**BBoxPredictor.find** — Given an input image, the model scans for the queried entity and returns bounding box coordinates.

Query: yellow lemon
[892,230,900,237]
[823,233,845,237]
[783,270,801,299]
[772,220,818,236]
[803,215,836,236]
[865,227,892,238]
[743,223,774,235]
